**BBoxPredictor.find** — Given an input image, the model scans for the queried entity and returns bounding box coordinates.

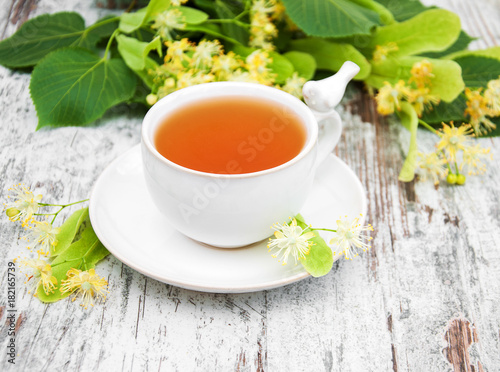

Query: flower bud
[446,174,457,184]
[456,174,466,185]
[6,208,20,218]
[146,94,158,106]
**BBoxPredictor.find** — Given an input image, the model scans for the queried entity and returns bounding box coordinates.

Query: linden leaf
[295,214,334,277]
[366,56,464,102]
[0,12,113,68]
[30,48,136,129]
[281,0,381,38]
[283,51,316,80]
[290,38,370,80]
[374,0,434,21]
[397,102,419,182]
[119,0,169,33]
[176,6,209,24]
[37,222,109,303]
[214,0,248,44]
[422,31,476,59]
[117,34,162,71]
[51,208,89,257]
[367,9,461,58]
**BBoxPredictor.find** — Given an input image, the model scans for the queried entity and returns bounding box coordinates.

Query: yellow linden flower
[250,0,278,51]
[4,183,42,224]
[375,80,407,115]
[192,40,222,69]
[268,218,315,266]
[20,256,57,295]
[279,72,306,99]
[164,38,193,68]
[436,122,474,161]
[409,60,434,88]
[329,215,374,260]
[152,8,186,40]
[176,70,215,89]
[406,87,440,117]
[372,42,399,62]
[245,50,275,85]
[227,69,261,84]
[484,77,500,116]
[60,268,108,309]
[212,51,241,80]
[416,152,448,185]
[461,144,492,175]
[169,0,188,6]
[22,220,60,256]
[464,88,497,135]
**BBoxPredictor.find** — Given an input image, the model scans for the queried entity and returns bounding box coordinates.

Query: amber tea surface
[154,97,307,174]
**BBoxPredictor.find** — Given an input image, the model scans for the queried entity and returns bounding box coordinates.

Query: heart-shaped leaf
[30,48,136,129]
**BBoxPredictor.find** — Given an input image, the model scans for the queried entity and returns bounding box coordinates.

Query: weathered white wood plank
[0,0,499,371]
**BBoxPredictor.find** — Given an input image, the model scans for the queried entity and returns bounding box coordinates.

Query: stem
[234,10,250,21]
[310,228,337,233]
[103,29,120,60]
[205,19,250,28]
[39,199,89,208]
[418,119,439,135]
[454,162,460,175]
[85,16,120,33]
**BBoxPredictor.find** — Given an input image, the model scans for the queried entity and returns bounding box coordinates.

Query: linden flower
[409,60,434,88]
[169,0,188,6]
[176,70,215,89]
[329,216,374,260]
[484,78,500,116]
[212,51,241,80]
[372,42,399,62]
[250,12,277,51]
[19,257,57,295]
[192,40,223,69]
[165,38,193,68]
[268,218,315,266]
[227,69,260,84]
[406,87,440,117]
[416,152,448,185]
[60,268,109,309]
[245,50,275,84]
[152,8,186,40]
[4,183,42,223]
[461,144,492,175]
[23,220,60,256]
[375,80,406,115]
[280,72,306,99]
[436,122,474,161]
[464,88,497,135]
[252,0,277,14]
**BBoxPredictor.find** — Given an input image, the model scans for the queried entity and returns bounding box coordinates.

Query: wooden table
[1,0,499,370]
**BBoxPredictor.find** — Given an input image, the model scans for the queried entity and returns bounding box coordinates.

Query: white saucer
[89,145,367,293]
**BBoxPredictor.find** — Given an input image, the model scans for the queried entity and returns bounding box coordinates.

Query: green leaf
[454,55,500,88]
[422,31,475,59]
[351,0,395,24]
[119,0,169,33]
[366,56,464,102]
[290,38,370,80]
[295,215,333,277]
[135,57,159,89]
[446,46,500,61]
[283,51,316,80]
[269,52,295,84]
[374,0,434,21]
[183,23,242,45]
[37,222,109,303]
[52,208,89,257]
[281,0,381,38]
[117,34,162,71]
[0,12,85,68]
[177,6,209,24]
[367,9,461,58]
[420,97,467,124]
[214,0,248,44]
[397,102,419,182]
[30,48,137,129]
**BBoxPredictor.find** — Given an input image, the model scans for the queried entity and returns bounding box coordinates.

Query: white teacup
[141,61,360,248]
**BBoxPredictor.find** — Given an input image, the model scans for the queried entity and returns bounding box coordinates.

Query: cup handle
[312,109,342,168]
[302,61,360,168]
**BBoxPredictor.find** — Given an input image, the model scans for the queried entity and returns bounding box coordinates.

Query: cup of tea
[141,61,360,248]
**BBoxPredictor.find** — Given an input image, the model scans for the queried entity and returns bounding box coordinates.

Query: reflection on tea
[154,96,306,174]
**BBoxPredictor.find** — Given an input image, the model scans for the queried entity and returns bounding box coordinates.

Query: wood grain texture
[0,0,499,371]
